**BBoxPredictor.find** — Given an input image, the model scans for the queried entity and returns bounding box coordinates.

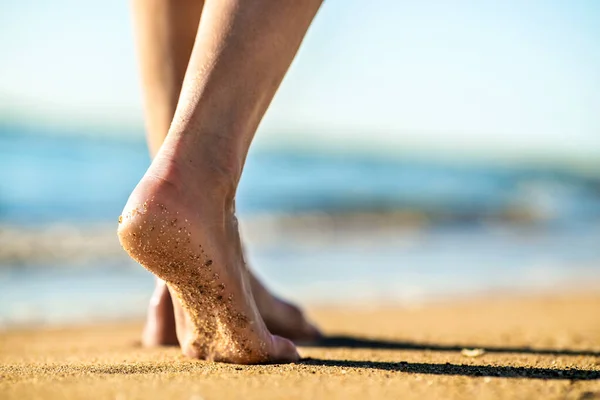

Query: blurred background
[1,0,599,327]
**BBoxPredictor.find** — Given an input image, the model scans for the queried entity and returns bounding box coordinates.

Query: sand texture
[1,293,600,399]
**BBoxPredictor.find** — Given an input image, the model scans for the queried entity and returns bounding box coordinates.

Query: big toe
[297,320,323,344]
[277,303,322,343]
[269,335,300,363]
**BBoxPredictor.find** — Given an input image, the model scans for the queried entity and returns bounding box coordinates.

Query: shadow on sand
[311,335,600,357]
[300,358,600,380]
[299,335,600,380]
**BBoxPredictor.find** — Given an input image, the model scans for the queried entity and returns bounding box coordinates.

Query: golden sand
[1,293,600,399]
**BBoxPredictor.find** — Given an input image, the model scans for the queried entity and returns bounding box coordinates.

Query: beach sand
[1,293,599,399]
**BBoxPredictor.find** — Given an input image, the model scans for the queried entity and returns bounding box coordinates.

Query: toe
[286,304,322,343]
[299,320,323,343]
[269,335,300,363]
[263,301,323,344]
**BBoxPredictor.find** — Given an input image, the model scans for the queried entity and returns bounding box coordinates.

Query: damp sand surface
[1,293,600,400]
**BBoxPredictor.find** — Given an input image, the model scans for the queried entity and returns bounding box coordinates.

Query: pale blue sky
[1,0,599,165]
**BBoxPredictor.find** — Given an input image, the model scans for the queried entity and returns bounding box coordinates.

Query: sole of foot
[142,276,322,348]
[118,175,299,364]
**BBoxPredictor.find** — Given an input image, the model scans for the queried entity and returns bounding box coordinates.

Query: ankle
[153,133,245,205]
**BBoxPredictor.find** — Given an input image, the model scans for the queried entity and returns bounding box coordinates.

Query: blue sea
[1,126,600,327]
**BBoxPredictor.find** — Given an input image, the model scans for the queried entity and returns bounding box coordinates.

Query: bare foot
[249,273,321,343]
[142,272,321,347]
[119,164,299,364]
[141,279,179,347]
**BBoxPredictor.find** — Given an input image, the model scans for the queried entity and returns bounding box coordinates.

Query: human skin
[131,0,321,348]
[120,0,323,363]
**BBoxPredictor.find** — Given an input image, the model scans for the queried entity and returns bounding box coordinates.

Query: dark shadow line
[310,335,600,357]
[300,358,600,381]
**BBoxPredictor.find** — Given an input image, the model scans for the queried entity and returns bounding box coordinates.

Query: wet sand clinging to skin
[118,195,299,364]
[1,293,600,400]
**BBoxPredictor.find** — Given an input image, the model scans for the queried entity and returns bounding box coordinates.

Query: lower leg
[121,0,322,363]
[132,0,204,155]
[132,0,320,347]
[132,0,203,347]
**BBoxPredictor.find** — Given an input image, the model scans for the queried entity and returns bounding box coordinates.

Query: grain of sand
[1,293,599,399]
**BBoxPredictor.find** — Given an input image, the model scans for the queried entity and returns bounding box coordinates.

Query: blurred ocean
[1,125,600,327]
